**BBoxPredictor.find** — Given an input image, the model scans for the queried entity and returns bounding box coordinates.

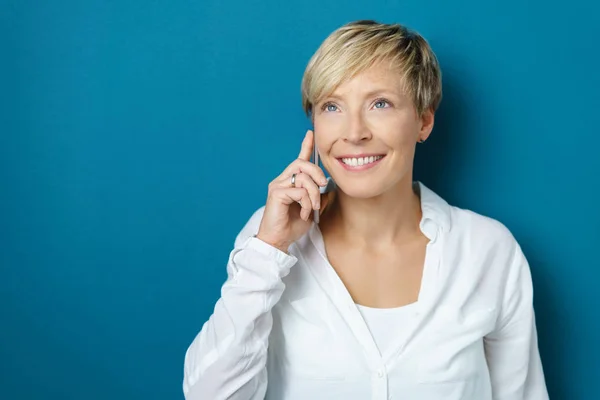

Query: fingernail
[316,203,320,210]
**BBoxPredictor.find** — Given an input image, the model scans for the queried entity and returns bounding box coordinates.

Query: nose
[343,112,372,144]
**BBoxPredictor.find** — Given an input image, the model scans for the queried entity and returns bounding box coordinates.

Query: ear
[418,108,435,142]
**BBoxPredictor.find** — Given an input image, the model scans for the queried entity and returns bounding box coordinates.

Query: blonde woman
[183,20,548,400]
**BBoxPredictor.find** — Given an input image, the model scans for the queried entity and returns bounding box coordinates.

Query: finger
[289,173,321,211]
[278,159,328,187]
[297,130,314,161]
[274,187,312,220]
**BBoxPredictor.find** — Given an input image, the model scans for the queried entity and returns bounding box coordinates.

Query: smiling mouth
[334,154,387,172]
[338,155,385,167]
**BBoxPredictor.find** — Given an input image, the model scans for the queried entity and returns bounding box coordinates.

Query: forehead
[330,62,405,97]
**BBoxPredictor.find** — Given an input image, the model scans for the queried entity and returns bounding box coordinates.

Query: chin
[332,179,387,199]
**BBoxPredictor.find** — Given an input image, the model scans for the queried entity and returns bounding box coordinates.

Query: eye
[321,102,338,113]
[373,99,391,109]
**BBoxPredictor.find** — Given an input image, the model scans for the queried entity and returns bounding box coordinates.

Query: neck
[326,176,423,249]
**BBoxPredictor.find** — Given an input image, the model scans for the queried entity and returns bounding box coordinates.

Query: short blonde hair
[301,20,442,118]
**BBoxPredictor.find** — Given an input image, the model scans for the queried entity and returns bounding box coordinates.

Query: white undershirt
[356,302,419,356]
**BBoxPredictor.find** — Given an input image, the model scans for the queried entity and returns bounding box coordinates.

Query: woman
[183,20,548,399]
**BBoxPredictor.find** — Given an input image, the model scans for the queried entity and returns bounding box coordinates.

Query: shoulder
[443,206,532,305]
[233,206,266,248]
[450,206,515,245]
[419,182,518,256]
[447,205,523,270]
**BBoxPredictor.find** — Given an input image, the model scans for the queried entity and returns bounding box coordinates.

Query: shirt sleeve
[484,239,549,400]
[182,207,298,400]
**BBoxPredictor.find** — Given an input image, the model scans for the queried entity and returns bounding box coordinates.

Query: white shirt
[356,302,418,356]
[183,181,548,400]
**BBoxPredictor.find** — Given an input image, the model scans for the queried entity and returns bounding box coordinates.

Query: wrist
[254,233,290,254]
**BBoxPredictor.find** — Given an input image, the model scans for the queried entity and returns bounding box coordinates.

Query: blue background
[1,0,599,398]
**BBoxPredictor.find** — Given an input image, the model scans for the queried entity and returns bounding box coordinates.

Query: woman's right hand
[256,130,331,253]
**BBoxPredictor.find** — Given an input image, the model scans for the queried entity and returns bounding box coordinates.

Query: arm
[183,208,298,400]
[484,240,549,400]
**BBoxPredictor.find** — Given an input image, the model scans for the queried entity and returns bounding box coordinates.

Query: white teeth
[341,155,383,167]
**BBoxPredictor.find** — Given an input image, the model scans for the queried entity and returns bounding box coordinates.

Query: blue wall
[1,1,598,398]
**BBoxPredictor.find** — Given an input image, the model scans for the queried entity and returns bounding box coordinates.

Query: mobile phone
[313,135,320,224]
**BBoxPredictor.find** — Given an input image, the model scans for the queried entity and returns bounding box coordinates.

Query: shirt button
[377,369,384,378]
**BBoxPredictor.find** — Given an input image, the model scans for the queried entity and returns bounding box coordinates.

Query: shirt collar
[415,181,452,241]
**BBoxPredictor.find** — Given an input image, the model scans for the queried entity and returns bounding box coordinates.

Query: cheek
[313,118,342,149]
[369,116,418,146]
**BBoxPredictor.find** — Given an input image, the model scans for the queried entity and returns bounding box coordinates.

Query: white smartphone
[313,135,320,224]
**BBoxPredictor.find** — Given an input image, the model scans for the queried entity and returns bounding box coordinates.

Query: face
[313,62,434,199]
